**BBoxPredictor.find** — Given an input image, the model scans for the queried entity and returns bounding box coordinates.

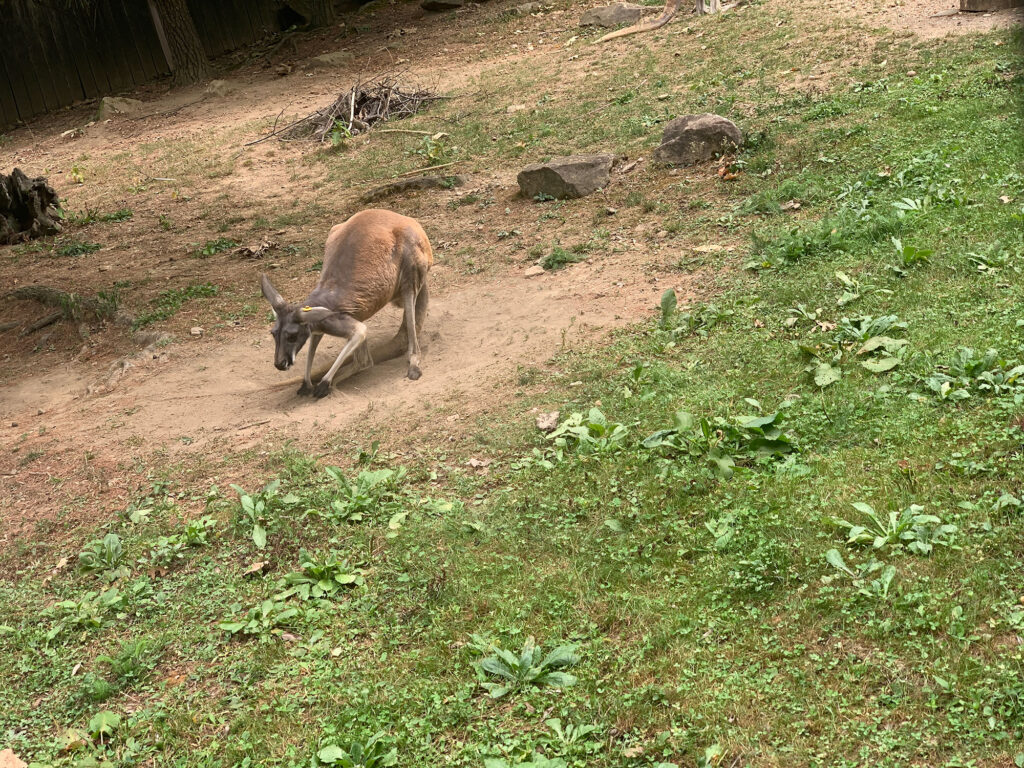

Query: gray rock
[204,79,236,98]
[580,3,644,27]
[421,0,464,10]
[517,154,615,200]
[305,51,353,69]
[653,113,743,166]
[96,97,144,120]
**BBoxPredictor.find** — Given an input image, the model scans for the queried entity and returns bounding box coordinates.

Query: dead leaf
[781,199,801,211]
[999,195,1012,204]
[466,458,492,469]
[753,319,765,328]
[535,411,560,432]
[281,632,301,643]
[235,240,278,260]
[71,662,82,676]
[148,566,169,579]
[623,745,645,758]
[242,560,270,578]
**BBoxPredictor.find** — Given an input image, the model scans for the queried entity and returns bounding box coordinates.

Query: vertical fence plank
[36,2,82,110]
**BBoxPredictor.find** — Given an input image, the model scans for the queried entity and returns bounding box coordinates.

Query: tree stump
[0,168,62,245]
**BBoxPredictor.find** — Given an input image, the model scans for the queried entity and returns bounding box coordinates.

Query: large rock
[421,0,464,10]
[517,154,615,200]
[580,3,644,27]
[96,96,144,120]
[653,114,743,165]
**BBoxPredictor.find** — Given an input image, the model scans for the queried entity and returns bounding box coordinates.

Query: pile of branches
[269,74,440,144]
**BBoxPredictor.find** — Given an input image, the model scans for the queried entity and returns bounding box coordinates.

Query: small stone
[36,409,44,415]
[580,3,644,27]
[653,113,743,166]
[535,411,560,431]
[507,103,528,113]
[0,748,28,768]
[98,264,111,271]
[190,327,204,337]
[524,265,545,277]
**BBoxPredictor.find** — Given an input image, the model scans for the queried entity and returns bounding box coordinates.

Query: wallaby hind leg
[402,286,424,380]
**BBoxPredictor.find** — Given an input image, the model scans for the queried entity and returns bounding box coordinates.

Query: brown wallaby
[259,209,432,399]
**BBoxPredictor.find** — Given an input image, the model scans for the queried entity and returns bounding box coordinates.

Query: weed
[218,599,301,638]
[920,348,1024,402]
[317,733,397,766]
[323,466,405,524]
[78,533,127,580]
[824,550,896,600]
[132,283,219,330]
[659,289,734,338]
[146,516,216,567]
[56,240,102,257]
[192,237,238,258]
[540,246,585,271]
[65,208,133,225]
[643,407,796,479]
[470,635,579,699]
[44,588,125,642]
[275,551,366,600]
[547,408,628,456]
[830,502,957,555]
[232,480,300,549]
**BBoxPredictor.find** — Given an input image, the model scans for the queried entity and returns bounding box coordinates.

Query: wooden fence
[0,0,280,131]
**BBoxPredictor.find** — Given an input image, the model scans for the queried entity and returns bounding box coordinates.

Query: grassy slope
[2,5,1023,767]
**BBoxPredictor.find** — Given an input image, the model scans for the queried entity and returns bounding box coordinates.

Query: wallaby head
[260,273,317,371]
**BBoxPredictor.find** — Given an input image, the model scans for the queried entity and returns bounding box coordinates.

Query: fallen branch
[20,311,62,336]
[0,320,20,332]
[396,161,460,177]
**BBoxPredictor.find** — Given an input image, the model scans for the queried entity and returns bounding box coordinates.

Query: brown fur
[260,209,433,399]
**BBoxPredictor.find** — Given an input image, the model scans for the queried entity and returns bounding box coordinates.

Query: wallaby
[259,209,432,399]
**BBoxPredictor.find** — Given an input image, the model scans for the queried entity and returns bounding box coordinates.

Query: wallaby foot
[313,379,332,399]
[407,365,422,381]
[297,381,313,396]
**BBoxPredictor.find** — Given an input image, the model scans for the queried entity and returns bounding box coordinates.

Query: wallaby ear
[259,273,288,314]
[298,306,334,325]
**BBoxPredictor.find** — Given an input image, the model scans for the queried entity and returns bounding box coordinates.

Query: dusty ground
[0,0,1017,553]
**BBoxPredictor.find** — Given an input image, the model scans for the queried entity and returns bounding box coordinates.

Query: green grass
[1,15,1023,768]
[131,283,221,330]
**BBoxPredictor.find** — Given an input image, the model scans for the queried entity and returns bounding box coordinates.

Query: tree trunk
[151,0,210,85]
[308,0,336,26]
